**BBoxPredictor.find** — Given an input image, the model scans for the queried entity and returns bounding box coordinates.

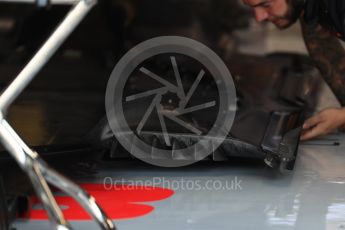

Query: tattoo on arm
[300,20,345,106]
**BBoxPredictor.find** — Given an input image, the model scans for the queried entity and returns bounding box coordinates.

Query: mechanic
[242,0,345,140]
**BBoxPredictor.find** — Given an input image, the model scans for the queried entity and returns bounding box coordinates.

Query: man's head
[242,0,305,29]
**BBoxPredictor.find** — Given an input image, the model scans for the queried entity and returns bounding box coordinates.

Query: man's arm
[300,20,345,106]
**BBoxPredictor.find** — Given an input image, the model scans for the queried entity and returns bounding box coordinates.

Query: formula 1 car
[0,0,322,229]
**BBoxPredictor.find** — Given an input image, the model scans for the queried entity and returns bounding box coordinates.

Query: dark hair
[288,0,306,21]
[284,0,306,28]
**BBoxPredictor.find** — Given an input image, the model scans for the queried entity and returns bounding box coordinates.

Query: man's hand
[301,108,345,141]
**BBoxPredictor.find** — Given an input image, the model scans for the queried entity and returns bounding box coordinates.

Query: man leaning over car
[242,0,345,140]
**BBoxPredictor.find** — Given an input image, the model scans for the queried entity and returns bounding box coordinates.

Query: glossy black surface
[0,1,322,167]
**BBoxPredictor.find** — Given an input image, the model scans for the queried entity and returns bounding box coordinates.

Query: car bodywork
[0,0,322,229]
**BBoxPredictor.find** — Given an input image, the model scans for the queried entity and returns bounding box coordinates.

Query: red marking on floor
[26,184,174,220]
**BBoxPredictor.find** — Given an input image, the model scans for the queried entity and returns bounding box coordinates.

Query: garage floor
[10,134,345,230]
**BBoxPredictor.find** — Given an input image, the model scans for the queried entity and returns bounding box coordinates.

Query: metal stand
[0,0,116,229]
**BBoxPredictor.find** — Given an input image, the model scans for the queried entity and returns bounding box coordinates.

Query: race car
[0,0,322,229]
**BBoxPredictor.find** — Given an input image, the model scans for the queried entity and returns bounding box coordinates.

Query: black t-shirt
[304,0,345,40]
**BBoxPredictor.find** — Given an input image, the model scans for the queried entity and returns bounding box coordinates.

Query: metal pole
[0,119,70,229]
[0,0,117,229]
[0,119,115,230]
[0,0,95,113]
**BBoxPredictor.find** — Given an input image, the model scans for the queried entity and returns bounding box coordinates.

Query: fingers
[300,122,325,141]
[300,108,345,141]
[301,113,326,141]
[302,114,322,130]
